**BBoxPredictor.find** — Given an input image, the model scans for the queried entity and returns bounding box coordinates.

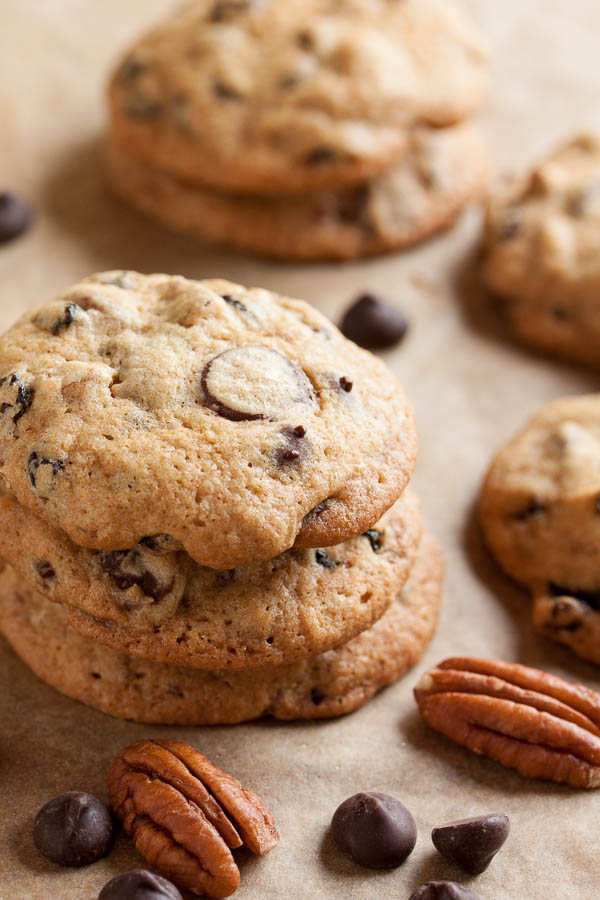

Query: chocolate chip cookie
[482,135,600,366]
[0,534,442,724]
[105,123,489,261]
[108,0,488,195]
[0,272,417,568]
[479,394,600,664]
[0,489,421,668]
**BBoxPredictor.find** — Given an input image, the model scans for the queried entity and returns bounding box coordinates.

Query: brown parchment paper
[1,2,600,898]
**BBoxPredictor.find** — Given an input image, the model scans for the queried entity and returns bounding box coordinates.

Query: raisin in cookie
[0,272,417,568]
[0,490,421,669]
[482,135,600,366]
[0,534,442,724]
[479,394,600,664]
[105,123,489,261]
[108,0,488,195]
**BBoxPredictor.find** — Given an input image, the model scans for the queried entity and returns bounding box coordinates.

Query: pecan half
[107,740,279,897]
[414,657,600,789]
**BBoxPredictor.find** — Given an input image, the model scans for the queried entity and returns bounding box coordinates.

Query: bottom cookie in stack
[106,124,488,262]
[0,535,442,725]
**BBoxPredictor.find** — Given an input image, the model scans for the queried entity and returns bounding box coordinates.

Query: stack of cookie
[0,271,442,724]
[105,0,489,261]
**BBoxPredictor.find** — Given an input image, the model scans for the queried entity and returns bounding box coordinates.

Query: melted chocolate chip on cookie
[98,550,172,601]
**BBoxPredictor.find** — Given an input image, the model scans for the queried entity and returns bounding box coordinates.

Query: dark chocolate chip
[27,451,65,488]
[35,560,56,580]
[209,0,252,22]
[0,192,31,244]
[140,534,181,553]
[339,376,353,393]
[33,792,114,867]
[222,294,248,312]
[305,147,338,165]
[363,529,384,552]
[315,549,339,569]
[340,294,408,350]
[51,303,82,335]
[98,869,183,900]
[548,582,600,611]
[276,425,310,466]
[432,813,509,875]
[512,500,545,521]
[117,58,146,82]
[98,550,171,601]
[215,569,236,587]
[409,882,481,900]
[311,687,326,705]
[331,792,416,869]
[0,372,34,424]
[213,80,243,100]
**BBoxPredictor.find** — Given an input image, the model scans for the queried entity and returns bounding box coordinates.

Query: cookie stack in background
[0,271,442,724]
[105,0,490,261]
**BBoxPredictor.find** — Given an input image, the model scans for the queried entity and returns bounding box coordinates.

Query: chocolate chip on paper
[330,791,416,869]
[98,869,183,900]
[340,293,409,350]
[432,813,510,874]
[409,882,481,900]
[33,791,114,867]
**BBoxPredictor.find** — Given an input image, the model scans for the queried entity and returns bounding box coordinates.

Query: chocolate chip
[27,451,65,489]
[549,583,600,611]
[33,792,114,867]
[512,500,545,521]
[222,294,248,313]
[118,57,146,82]
[296,29,314,51]
[98,869,183,900]
[363,529,384,552]
[35,560,56,579]
[305,147,338,165]
[551,306,569,321]
[432,813,509,874]
[315,549,338,568]
[209,0,252,22]
[0,372,34,424]
[331,792,416,869]
[0,192,31,244]
[213,80,243,100]
[409,882,481,900]
[276,424,310,466]
[311,687,326,705]
[98,550,171,601]
[124,95,163,119]
[215,569,236,587]
[140,534,181,553]
[339,376,353,393]
[340,294,408,350]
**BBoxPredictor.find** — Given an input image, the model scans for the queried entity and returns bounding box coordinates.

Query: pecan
[107,740,279,897]
[414,657,600,789]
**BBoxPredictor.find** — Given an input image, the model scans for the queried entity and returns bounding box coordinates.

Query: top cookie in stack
[105,0,489,260]
[0,271,434,724]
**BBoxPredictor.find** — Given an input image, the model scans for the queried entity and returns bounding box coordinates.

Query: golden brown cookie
[0,535,442,724]
[0,489,421,669]
[482,135,600,366]
[480,394,600,665]
[107,0,488,194]
[105,124,489,261]
[0,272,417,568]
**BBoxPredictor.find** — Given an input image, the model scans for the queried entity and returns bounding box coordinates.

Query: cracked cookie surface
[0,490,421,669]
[480,394,600,664]
[106,123,489,261]
[108,0,488,194]
[0,272,417,568]
[0,534,441,724]
[482,135,600,366]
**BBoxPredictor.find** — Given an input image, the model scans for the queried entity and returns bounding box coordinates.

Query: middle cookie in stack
[0,271,441,723]
[105,0,490,261]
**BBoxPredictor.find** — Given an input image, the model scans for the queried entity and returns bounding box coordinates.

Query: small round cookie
[105,124,489,261]
[482,135,600,366]
[108,0,488,195]
[0,489,421,669]
[479,394,600,664]
[0,534,442,724]
[0,272,417,568]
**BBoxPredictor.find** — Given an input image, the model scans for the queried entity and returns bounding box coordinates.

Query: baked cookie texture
[482,135,600,366]
[480,394,600,664]
[0,271,417,569]
[106,123,489,261]
[0,534,442,724]
[0,489,422,669]
[108,0,488,195]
